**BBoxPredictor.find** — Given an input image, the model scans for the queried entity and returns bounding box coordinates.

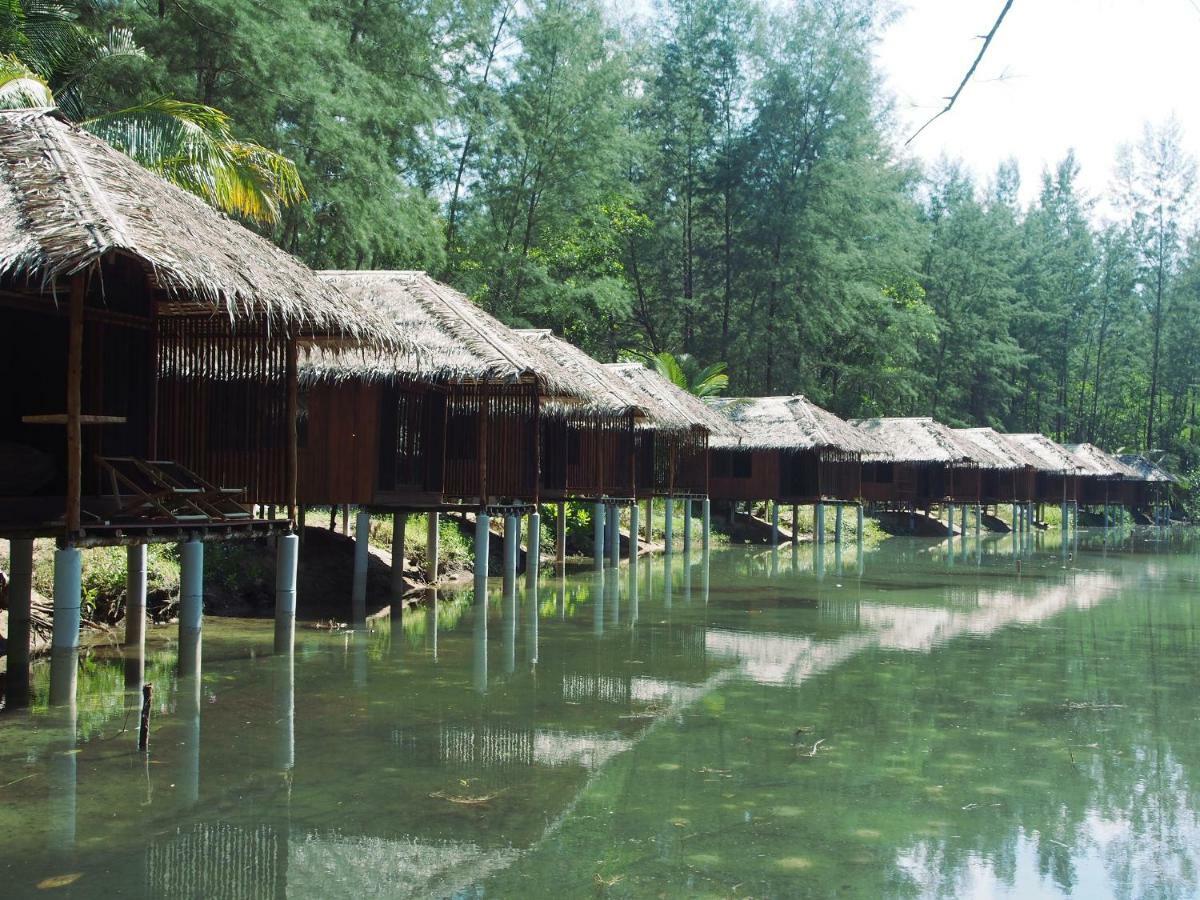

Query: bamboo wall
[541,413,635,498]
[297,380,381,505]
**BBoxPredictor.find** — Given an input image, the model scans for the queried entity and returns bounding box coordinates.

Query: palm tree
[650,351,729,397]
[0,1,303,224]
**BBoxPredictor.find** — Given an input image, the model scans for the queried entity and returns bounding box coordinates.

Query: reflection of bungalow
[705,396,882,505]
[0,109,398,687]
[851,417,1015,508]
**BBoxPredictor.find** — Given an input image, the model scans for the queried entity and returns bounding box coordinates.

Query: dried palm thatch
[954,427,1043,471]
[513,329,649,423]
[705,396,885,456]
[605,363,744,439]
[0,108,402,350]
[1117,454,1178,484]
[849,417,1006,467]
[306,272,627,415]
[1063,443,1141,479]
[1006,433,1082,474]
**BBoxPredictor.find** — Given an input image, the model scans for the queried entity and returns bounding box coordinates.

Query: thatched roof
[1063,443,1140,479]
[705,396,885,455]
[954,428,1044,471]
[0,108,400,349]
[306,272,601,404]
[605,363,744,439]
[849,417,1010,467]
[1117,454,1178,484]
[513,329,648,423]
[1006,434,1082,473]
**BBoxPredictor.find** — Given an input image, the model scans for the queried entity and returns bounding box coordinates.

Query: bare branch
[905,0,1016,147]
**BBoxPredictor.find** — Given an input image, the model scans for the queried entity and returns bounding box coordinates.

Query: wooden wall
[296,380,381,505]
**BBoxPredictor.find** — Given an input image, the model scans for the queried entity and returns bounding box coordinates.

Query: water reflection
[1,533,1199,897]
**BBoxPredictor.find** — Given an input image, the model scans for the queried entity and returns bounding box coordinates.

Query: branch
[905,0,1016,146]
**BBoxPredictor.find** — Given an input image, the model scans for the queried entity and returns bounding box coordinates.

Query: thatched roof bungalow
[607,363,740,497]
[951,427,1041,504]
[849,417,1016,505]
[300,272,628,509]
[704,396,883,504]
[1117,454,1177,515]
[0,108,399,541]
[1063,442,1144,508]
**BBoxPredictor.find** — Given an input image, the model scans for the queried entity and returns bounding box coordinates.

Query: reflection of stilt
[274,648,295,774]
[628,556,639,624]
[177,632,202,808]
[607,559,620,625]
[770,545,780,578]
[5,538,33,708]
[350,629,367,689]
[663,553,673,608]
[503,575,516,675]
[593,569,605,636]
[473,579,488,694]
[527,580,539,666]
[701,544,710,605]
[814,541,825,581]
[48,703,77,852]
[425,588,439,660]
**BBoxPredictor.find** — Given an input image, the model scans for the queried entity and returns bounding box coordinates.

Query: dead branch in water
[429,789,506,806]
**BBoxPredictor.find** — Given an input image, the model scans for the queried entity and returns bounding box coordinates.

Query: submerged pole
[771,501,780,546]
[5,538,33,707]
[946,502,955,536]
[684,499,694,556]
[607,502,620,567]
[815,502,825,544]
[593,501,605,569]
[178,539,203,674]
[556,501,566,564]
[391,511,407,599]
[352,509,370,622]
[526,509,541,588]
[274,532,299,653]
[664,497,675,551]
[504,512,519,591]
[834,503,844,546]
[474,510,491,595]
[124,543,147,688]
[630,500,641,563]
[702,498,711,556]
[427,511,441,582]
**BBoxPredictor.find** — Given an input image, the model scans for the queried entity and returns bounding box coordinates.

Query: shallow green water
[2,528,1200,898]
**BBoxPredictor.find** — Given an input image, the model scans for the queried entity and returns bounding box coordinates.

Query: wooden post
[285,337,299,525]
[66,274,84,535]
[138,683,153,752]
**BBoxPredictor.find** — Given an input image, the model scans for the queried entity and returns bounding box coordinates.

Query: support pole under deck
[178,539,203,674]
[474,510,491,594]
[427,511,440,582]
[815,502,825,544]
[607,502,619,567]
[352,510,369,622]
[664,498,675,551]
[526,510,541,588]
[702,498,711,556]
[631,500,641,562]
[684,499,694,555]
[5,539,33,707]
[835,503,844,546]
[391,512,407,600]
[274,533,299,653]
[125,544,147,687]
[593,502,605,569]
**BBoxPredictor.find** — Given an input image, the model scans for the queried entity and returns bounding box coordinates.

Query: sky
[875,0,1200,212]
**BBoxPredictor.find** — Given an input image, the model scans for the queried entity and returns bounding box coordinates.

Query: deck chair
[98,457,211,524]
[143,460,252,521]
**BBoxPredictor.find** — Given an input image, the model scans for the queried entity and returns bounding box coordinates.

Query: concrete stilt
[5,538,33,707]
[474,510,491,595]
[504,513,519,592]
[975,504,982,536]
[664,498,675,551]
[856,504,865,540]
[959,504,967,534]
[791,504,799,544]
[427,511,441,582]
[274,533,299,653]
[122,544,148,689]
[178,539,204,674]
[946,503,955,536]
[1012,502,1020,535]
[835,504,844,545]
[593,501,605,568]
[351,510,370,622]
[52,546,83,653]
[702,498,711,555]
[391,512,407,599]
[630,501,641,562]
[771,501,780,546]
[607,502,620,567]
[556,501,567,564]
[815,503,825,544]
[684,499,694,556]
[644,498,653,544]
[526,510,541,587]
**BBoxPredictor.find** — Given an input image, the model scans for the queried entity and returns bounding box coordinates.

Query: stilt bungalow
[951,428,1039,505]
[0,108,400,703]
[1063,443,1142,517]
[1116,455,1177,522]
[704,396,882,505]
[1005,433,1081,513]
[850,417,1015,511]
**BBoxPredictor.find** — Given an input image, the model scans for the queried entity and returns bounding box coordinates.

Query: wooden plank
[66,274,84,535]
[22,414,127,425]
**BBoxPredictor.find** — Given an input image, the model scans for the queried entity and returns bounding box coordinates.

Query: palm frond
[652,351,688,391]
[0,0,84,77]
[0,52,52,107]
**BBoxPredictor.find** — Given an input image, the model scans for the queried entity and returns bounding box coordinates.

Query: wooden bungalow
[849,417,1015,508]
[606,363,740,500]
[1006,433,1081,510]
[704,396,882,505]
[0,108,399,698]
[951,428,1039,505]
[512,330,645,502]
[1117,454,1177,521]
[301,272,609,513]
[1063,443,1141,512]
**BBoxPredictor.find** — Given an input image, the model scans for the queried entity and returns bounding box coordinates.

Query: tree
[649,351,729,397]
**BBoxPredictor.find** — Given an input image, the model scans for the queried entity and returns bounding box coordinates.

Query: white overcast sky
[876,0,1200,209]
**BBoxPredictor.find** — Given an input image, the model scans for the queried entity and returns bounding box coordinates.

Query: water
[2,529,1199,898]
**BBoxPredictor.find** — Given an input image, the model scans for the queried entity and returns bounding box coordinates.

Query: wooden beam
[285,337,299,524]
[66,274,84,536]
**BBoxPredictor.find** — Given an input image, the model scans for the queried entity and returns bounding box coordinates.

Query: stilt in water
[427,511,441,582]
[274,532,299,653]
[526,509,541,588]
[664,497,675,551]
[593,501,605,569]
[683,498,694,556]
[771,500,780,547]
[504,512,519,592]
[975,504,982,537]
[630,501,641,562]
[391,511,407,600]
[177,539,203,676]
[959,503,967,535]
[352,509,370,623]
[644,497,653,545]
[607,502,619,567]
[791,504,799,544]
[474,510,491,595]
[5,538,33,708]
[556,501,567,565]
[702,497,711,556]
[125,543,147,688]
[834,503,844,546]
[946,503,955,536]
[815,502,825,544]
[1012,501,1020,535]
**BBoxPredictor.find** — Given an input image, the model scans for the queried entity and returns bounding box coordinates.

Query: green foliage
[650,351,729,397]
[30,542,180,623]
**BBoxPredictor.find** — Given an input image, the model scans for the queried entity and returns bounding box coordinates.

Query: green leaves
[0,52,50,106]
[650,351,729,397]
